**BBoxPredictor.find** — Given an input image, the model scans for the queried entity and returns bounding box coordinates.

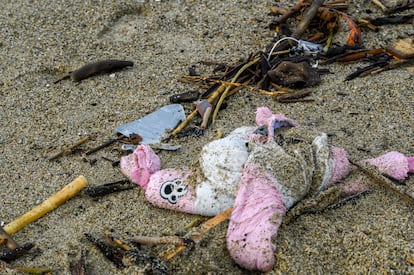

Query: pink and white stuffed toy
[120,107,413,272]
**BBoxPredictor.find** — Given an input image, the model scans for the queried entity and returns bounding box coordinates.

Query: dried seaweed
[0,243,34,263]
[84,180,136,198]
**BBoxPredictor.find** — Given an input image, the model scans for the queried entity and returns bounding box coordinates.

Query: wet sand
[1,0,413,274]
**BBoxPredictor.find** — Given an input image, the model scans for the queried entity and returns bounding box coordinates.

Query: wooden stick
[350,160,414,206]
[133,235,188,246]
[371,0,387,12]
[1,176,88,241]
[48,135,95,161]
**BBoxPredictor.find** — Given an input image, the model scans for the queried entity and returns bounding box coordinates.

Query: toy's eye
[160,179,188,204]
[163,184,173,195]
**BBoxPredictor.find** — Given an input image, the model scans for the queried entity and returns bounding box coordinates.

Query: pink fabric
[120,145,161,190]
[227,163,286,272]
[408,157,414,173]
[339,178,369,198]
[363,151,411,181]
[254,107,298,143]
[145,169,196,214]
[327,147,351,187]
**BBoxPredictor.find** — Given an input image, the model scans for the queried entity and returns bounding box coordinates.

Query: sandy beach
[1,0,413,274]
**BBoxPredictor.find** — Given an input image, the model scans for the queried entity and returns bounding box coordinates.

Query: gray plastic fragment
[116,104,185,144]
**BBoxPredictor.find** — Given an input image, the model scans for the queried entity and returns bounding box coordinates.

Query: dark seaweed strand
[71,60,134,82]
[84,180,135,198]
[125,249,169,275]
[84,233,125,269]
[0,243,34,262]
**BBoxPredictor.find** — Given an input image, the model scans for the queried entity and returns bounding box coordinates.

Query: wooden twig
[371,0,387,12]
[164,207,232,260]
[104,230,132,251]
[48,134,95,161]
[182,75,291,96]
[350,159,414,206]
[292,0,326,38]
[133,235,190,246]
[1,176,88,244]
[85,135,124,155]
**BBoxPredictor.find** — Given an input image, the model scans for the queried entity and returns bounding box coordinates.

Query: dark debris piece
[124,249,169,275]
[84,233,125,269]
[368,14,414,25]
[0,243,34,263]
[267,61,321,88]
[177,127,205,138]
[84,180,136,198]
[344,57,390,81]
[169,90,201,103]
[71,251,86,275]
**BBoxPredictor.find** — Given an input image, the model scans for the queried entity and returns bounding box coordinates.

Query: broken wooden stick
[1,175,88,243]
[48,134,96,161]
[164,207,232,260]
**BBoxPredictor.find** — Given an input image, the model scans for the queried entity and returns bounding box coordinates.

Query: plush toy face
[159,178,188,204]
[145,169,196,214]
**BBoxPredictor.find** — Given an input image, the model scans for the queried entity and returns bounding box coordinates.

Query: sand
[1,0,413,274]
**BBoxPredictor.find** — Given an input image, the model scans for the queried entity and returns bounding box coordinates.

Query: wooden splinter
[1,175,88,244]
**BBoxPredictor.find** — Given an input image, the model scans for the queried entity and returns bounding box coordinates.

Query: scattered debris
[164,208,232,260]
[167,0,413,136]
[85,231,169,274]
